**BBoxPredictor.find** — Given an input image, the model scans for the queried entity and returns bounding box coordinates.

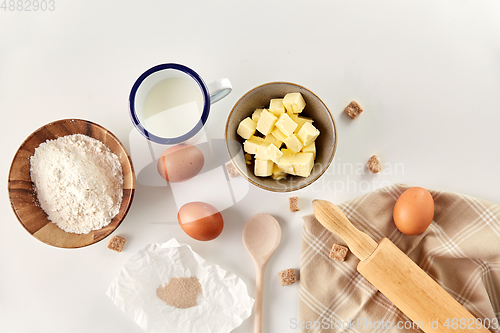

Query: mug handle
[207,78,232,104]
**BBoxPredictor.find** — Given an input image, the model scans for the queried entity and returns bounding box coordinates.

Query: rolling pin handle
[312,199,378,261]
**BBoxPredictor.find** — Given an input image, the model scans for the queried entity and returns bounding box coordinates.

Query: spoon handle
[312,199,377,261]
[254,265,265,333]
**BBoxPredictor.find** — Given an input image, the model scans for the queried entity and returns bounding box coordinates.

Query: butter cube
[297,122,320,146]
[254,159,274,177]
[256,143,283,164]
[275,113,298,137]
[245,153,252,165]
[256,109,278,136]
[237,117,257,140]
[301,142,316,158]
[243,136,266,154]
[293,115,313,133]
[283,92,306,114]
[255,147,266,160]
[252,109,264,122]
[263,135,283,149]
[277,149,295,174]
[271,127,288,142]
[269,99,286,117]
[266,144,283,164]
[293,152,315,177]
[271,164,287,180]
[284,134,303,153]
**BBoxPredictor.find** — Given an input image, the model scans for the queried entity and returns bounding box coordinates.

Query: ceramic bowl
[225,82,337,192]
[8,119,135,249]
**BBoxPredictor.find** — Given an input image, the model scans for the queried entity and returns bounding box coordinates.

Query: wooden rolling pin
[312,199,491,333]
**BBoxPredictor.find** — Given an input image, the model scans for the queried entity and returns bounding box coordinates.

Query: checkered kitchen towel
[300,184,500,333]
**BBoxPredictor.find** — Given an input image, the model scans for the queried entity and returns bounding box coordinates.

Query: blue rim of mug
[129,63,210,145]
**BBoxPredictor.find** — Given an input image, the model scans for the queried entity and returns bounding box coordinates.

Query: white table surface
[2,1,500,332]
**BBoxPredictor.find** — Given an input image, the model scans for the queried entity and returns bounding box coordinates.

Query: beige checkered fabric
[300,184,500,333]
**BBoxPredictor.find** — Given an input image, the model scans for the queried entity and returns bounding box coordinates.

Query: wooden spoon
[242,213,281,333]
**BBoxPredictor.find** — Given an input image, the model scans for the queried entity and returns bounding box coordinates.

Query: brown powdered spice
[156,277,202,309]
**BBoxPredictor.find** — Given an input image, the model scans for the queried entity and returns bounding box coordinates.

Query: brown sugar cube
[225,161,240,178]
[329,244,348,261]
[367,155,381,173]
[289,197,299,212]
[107,236,126,252]
[344,101,363,119]
[278,269,297,286]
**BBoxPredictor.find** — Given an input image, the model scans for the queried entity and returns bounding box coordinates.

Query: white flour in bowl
[30,134,124,234]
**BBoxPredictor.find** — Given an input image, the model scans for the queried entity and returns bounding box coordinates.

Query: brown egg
[393,187,435,235]
[177,202,224,241]
[157,144,204,182]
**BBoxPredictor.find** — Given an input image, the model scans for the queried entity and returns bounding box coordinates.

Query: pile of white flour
[30,134,124,234]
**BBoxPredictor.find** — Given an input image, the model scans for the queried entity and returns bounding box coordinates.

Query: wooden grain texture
[242,213,281,333]
[312,199,377,260]
[358,239,491,333]
[313,199,491,333]
[8,119,136,249]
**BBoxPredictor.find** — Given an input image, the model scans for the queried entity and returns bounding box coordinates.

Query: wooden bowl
[225,82,337,192]
[8,119,135,249]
